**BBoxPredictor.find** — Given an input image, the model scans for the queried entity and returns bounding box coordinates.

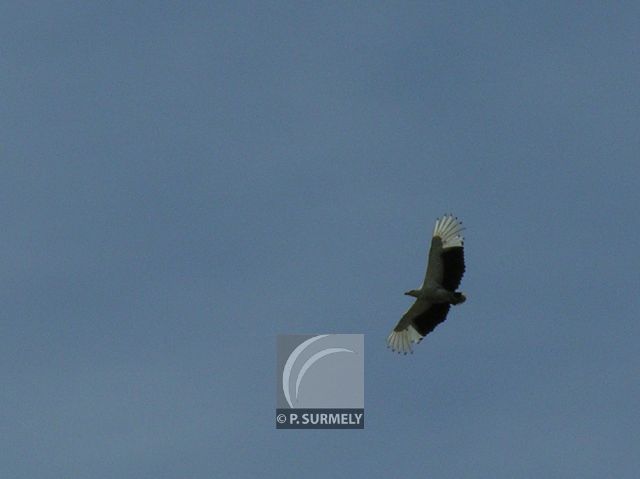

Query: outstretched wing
[386,299,452,354]
[423,215,465,291]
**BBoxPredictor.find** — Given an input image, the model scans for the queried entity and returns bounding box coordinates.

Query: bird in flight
[387,214,466,354]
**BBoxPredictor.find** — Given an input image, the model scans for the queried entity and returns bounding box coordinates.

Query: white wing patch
[433,214,464,248]
[386,325,423,354]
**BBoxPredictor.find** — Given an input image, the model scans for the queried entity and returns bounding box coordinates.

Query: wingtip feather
[387,326,424,354]
[434,213,465,248]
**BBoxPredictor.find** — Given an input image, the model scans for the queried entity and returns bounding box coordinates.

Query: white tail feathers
[386,326,423,354]
[433,214,464,248]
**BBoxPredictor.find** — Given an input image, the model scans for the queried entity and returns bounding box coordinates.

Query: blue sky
[2,2,639,477]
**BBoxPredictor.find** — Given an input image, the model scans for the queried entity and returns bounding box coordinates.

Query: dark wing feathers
[441,246,465,291]
[412,302,451,337]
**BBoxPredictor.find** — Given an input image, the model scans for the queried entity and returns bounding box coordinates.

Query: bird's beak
[404,291,411,296]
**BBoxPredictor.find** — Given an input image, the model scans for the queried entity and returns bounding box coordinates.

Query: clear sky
[2,2,639,478]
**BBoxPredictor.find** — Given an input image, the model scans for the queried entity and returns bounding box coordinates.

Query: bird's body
[387,214,466,354]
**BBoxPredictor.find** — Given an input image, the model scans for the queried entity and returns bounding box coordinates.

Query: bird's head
[404,289,420,298]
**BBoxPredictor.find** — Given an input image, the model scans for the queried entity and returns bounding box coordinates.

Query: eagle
[387,214,466,354]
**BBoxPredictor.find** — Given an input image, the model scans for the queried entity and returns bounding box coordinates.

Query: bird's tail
[451,292,466,305]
